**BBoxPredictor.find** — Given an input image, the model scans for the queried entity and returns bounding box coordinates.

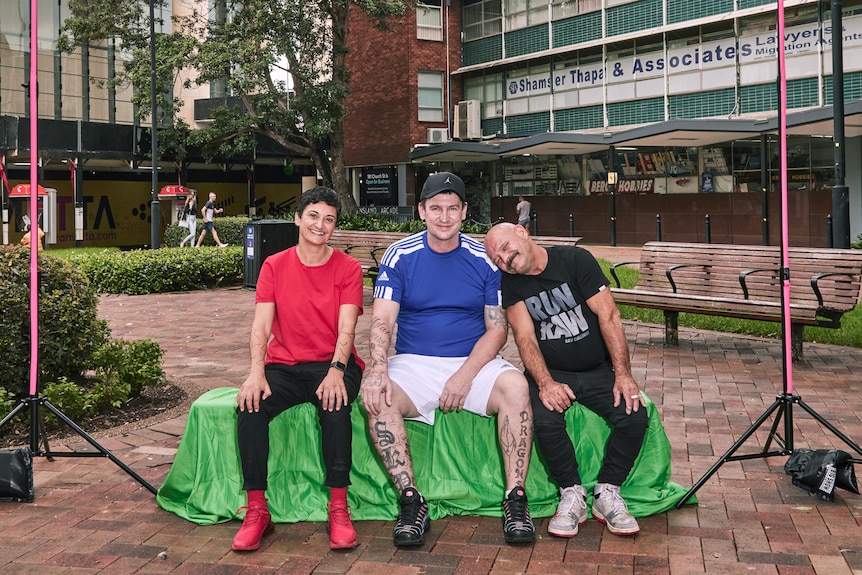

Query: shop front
[409,111,862,247]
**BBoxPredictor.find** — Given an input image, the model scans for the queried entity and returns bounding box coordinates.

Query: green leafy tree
[60,0,410,211]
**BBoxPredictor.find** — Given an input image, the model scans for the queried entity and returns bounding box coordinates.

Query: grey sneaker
[591,483,639,536]
[548,485,588,537]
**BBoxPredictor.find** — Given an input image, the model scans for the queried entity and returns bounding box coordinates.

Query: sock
[330,486,348,505]
[247,489,266,506]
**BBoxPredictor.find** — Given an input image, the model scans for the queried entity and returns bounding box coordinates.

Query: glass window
[551,0,577,20]
[579,0,601,13]
[417,2,443,41]
[466,73,504,118]
[506,0,549,31]
[418,70,444,122]
[463,0,502,41]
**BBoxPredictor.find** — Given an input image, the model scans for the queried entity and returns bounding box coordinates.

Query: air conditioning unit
[455,100,482,140]
[426,127,449,144]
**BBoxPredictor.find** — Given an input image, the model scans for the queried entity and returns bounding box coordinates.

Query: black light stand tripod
[675,389,862,508]
[675,1,862,508]
[0,396,158,496]
[2,6,156,498]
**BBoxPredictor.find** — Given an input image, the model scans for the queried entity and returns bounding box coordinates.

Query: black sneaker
[503,486,535,544]
[393,487,429,547]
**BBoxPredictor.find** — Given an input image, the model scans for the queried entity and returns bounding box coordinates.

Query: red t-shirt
[255,247,365,370]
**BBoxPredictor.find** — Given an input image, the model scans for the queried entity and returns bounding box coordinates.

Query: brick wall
[344,3,463,168]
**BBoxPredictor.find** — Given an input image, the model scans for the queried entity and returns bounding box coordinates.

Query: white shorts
[386,354,520,425]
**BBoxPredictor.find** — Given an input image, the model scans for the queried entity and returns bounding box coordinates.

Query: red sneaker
[328,500,358,549]
[231,501,275,551]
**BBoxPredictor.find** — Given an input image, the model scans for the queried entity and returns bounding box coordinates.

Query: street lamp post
[149,0,160,249]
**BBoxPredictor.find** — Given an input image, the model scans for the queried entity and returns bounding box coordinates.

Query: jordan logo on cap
[444,176,451,184]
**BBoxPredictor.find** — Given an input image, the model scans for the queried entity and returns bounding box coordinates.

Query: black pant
[528,362,648,488]
[237,358,361,491]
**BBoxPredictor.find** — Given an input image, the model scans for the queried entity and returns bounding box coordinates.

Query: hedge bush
[66,245,243,294]
[336,212,491,235]
[163,212,493,240]
[92,339,167,399]
[67,212,484,296]
[0,245,110,395]
[164,215,248,248]
[0,246,168,427]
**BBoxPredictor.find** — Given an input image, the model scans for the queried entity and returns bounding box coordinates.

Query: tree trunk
[328,126,356,212]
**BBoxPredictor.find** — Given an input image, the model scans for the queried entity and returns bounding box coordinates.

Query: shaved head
[485,223,544,275]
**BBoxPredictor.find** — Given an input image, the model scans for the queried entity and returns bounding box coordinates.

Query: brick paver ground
[2,244,862,574]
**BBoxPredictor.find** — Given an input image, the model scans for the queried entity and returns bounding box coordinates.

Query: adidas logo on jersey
[377,270,390,282]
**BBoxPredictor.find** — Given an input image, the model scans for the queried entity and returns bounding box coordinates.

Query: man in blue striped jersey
[361,172,535,547]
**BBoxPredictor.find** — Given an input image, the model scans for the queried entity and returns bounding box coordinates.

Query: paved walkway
[2,245,862,574]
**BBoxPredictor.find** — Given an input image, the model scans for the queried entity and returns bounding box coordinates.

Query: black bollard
[705,214,711,244]
[656,214,662,241]
[827,214,833,248]
[532,211,538,236]
[569,213,574,237]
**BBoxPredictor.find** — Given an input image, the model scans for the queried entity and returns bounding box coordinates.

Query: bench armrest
[370,246,389,267]
[738,267,778,299]
[609,261,639,288]
[811,272,857,308]
[666,264,709,294]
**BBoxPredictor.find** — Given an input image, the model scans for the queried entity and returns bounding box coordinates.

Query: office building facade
[0,0,301,248]
[346,0,862,245]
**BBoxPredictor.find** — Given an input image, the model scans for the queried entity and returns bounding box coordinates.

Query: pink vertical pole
[777,1,793,394]
[29,0,39,396]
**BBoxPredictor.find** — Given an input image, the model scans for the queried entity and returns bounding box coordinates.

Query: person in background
[516,196,532,232]
[362,172,536,548]
[195,192,228,247]
[484,222,649,539]
[179,191,197,248]
[231,187,365,552]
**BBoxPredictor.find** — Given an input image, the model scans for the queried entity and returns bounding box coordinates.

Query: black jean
[236,357,361,491]
[528,361,648,488]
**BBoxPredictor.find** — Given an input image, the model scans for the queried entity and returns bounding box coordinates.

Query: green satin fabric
[156,387,694,525]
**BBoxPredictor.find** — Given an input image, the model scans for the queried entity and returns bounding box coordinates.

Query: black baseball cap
[419,172,466,202]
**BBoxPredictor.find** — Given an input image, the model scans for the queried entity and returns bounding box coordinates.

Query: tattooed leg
[489,371,533,490]
[369,412,416,492]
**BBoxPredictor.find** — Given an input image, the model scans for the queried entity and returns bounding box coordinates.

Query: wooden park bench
[328,230,410,283]
[329,230,583,284]
[468,233,583,248]
[529,235,584,247]
[607,242,862,361]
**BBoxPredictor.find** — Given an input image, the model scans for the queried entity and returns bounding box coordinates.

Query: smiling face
[485,223,536,275]
[418,192,467,252]
[294,201,338,246]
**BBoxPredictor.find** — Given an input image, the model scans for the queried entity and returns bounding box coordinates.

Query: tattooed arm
[315,302,361,412]
[236,302,275,413]
[439,304,509,412]
[361,297,400,417]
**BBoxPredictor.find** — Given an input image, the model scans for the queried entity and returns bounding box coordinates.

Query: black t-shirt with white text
[500,246,610,373]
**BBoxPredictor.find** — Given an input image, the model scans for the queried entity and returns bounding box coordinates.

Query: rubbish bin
[243,219,299,288]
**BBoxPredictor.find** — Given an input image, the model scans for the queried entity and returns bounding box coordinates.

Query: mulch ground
[0,384,187,449]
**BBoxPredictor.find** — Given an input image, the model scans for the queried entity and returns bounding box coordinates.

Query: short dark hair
[297,186,341,221]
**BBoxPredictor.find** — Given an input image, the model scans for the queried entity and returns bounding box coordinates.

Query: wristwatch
[330,360,347,372]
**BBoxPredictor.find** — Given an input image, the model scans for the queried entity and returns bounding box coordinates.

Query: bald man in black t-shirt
[485,223,648,539]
